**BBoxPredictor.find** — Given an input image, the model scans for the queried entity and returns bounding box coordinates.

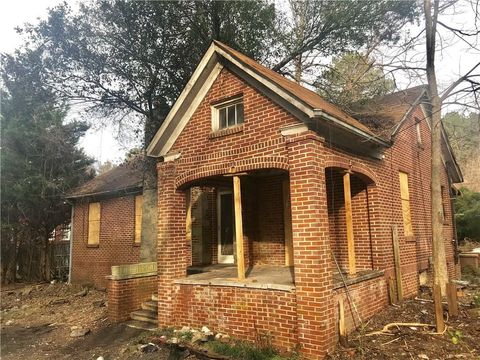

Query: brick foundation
[172,284,298,351]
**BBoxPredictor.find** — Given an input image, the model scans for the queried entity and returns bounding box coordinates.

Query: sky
[1,0,479,164]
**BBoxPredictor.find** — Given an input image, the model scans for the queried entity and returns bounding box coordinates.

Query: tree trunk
[430,95,449,293]
[424,0,448,294]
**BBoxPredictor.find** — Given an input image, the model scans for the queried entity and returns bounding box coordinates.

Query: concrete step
[141,300,158,312]
[151,294,158,301]
[130,309,158,324]
[125,320,158,331]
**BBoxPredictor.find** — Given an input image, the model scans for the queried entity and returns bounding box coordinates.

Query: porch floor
[177,264,295,290]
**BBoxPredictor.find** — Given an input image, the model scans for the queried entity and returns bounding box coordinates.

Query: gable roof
[351,85,428,138]
[146,40,389,158]
[67,157,144,199]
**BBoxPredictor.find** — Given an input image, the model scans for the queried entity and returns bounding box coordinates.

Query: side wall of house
[71,195,141,288]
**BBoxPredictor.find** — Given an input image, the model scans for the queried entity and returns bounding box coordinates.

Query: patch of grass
[206,339,294,360]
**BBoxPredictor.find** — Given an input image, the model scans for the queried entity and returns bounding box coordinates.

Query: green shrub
[455,188,480,242]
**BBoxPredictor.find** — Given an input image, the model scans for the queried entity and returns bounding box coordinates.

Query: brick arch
[175,156,289,189]
[324,159,377,185]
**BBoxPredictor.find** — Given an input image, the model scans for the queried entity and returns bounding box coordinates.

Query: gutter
[313,109,390,148]
[66,185,143,200]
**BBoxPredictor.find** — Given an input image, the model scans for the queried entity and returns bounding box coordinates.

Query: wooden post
[388,277,397,305]
[446,282,459,317]
[233,176,245,281]
[185,188,192,245]
[433,284,445,333]
[283,178,293,266]
[343,172,356,275]
[338,299,348,347]
[392,225,403,301]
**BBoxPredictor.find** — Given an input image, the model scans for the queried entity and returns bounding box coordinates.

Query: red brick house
[109,41,462,358]
[67,158,145,288]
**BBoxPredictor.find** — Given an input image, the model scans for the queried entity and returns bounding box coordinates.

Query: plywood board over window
[399,172,414,238]
[88,202,101,245]
[135,195,143,244]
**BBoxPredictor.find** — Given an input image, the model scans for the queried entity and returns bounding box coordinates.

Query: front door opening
[217,190,235,264]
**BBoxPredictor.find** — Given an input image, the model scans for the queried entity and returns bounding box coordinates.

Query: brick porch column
[287,132,335,358]
[156,159,189,327]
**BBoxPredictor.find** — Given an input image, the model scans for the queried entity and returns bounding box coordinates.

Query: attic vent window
[213,98,244,130]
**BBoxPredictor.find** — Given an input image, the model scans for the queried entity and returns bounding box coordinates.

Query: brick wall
[108,275,157,322]
[71,195,141,288]
[155,67,459,358]
[172,284,298,351]
[326,170,374,272]
[333,276,388,335]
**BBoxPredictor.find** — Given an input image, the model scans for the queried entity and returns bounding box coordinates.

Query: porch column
[343,172,356,275]
[233,176,245,280]
[156,159,189,327]
[286,131,335,358]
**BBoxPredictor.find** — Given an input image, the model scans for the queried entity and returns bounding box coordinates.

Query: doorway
[217,190,235,264]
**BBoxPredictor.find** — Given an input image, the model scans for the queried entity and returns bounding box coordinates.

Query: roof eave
[313,109,390,148]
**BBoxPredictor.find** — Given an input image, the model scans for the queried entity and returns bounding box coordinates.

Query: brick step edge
[125,320,158,331]
[141,301,158,312]
[130,310,158,324]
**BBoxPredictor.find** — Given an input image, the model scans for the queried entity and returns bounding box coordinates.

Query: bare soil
[0,282,188,359]
[328,286,480,360]
[2,282,479,360]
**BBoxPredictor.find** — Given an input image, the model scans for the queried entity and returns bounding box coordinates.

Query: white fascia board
[313,109,390,147]
[147,43,217,157]
[214,47,315,118]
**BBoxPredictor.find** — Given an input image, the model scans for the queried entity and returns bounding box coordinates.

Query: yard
[1,282,479,360]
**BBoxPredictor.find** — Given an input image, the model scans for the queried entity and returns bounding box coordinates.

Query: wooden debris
[365,322,435,337]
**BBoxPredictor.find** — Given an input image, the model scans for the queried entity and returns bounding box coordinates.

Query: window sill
[209,124,244,139]
[405,235,417,243]
[86,244,99,248]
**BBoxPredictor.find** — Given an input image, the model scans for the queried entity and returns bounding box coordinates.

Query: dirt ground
[1,282,479,360]
[328,286,480,360]
[0,282,195,360]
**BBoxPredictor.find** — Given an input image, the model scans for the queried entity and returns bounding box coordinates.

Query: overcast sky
[1,0,479,164]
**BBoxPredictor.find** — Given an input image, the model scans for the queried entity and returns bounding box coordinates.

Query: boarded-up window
[135,195,143,244]
[88,202,101,245]
[399,172,414,237]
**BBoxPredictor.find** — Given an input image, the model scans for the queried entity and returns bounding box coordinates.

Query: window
[399,172,414,237]
[415,118,422,146]
[213,98,244,130]
[135,195,143,244]
[88,202,101,245]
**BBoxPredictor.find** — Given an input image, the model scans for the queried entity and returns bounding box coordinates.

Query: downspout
[67,200,74,283]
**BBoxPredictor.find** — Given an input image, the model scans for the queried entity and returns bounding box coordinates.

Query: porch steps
[141,300,158,312]
[125,295,158,331]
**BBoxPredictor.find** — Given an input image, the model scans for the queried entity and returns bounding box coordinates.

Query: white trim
[163,152,181,162]
[214,47,315,118]
[280,123,308,136]
[211,97,243,131]
[147,41,390,158]
[146,43,220,156]
[217,190,234,264]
